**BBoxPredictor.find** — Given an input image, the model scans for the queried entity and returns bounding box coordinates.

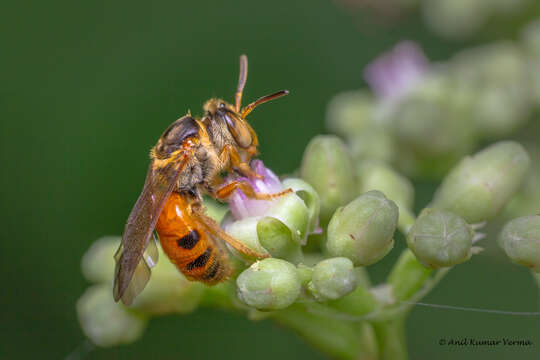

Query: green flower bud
[300,135,357,224]
[325,90,375,137]
[308,257,357,301]
[81,236,205,314]
[407,208,474,269]
[236,258,302,310]
[422,0,489,40]
[223,215,270,260]
[450,43,531,138]
[326,191,398,266]
[223,186,311,261]
[130,249,205,314]
[257,216,303,264]
[282,178,321,240]
[77,284,147,347]
[357,162,413,209]
[81,236,119,283]
[502,154,540,220]
[431,141,530,223]
[389,76,476,178]
[499,215,540,273]
[348,127,395,163]
[357,160,415,232]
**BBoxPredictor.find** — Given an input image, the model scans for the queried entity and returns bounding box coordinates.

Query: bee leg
[213,181,292,201]
[219,145,263,180]
[236,162,264,180]
[191,208,269,259]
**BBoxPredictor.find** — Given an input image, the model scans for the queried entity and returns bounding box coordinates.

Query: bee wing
[113,154,189,305]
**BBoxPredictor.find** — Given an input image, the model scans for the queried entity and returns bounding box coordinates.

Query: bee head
[203,98,255,149]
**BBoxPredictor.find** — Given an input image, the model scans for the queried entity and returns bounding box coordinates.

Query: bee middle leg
[212,181,292,201]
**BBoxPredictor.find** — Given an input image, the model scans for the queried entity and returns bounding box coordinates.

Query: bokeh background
[2,1,539,359]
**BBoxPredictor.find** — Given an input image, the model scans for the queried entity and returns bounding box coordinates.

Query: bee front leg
[219,145,263,180]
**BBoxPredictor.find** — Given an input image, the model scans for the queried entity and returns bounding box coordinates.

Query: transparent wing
[113,154,189,305]
[113,233,159,305]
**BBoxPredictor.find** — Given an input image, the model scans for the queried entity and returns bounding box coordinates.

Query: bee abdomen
[177,230,200,249]
[156,193,230,284]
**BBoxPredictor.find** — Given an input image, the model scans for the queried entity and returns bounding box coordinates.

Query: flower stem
[370,315,408,360]
[272,303,378,360]
[397,207,416,235]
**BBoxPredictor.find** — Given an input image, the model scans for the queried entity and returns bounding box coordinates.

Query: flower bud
[257,216,303,264]
[77,284,147,347]
[450,42,531,138]
[222,215,270,260]
[389,76,476,178]
[348,128,395,163]
[223,187,311,261]
[357,160,414,212]
[300,135,357,224]
[357,161,416,233]
[236,258,302,310]
[282,178,321,240]
[431,141,530,223]
[325,90,375,137]
[422,0,489,40]
[407,208,474,269]
[326,190,398,266]
[499,215,540,273]
[308,257,357,301]
[81,236,119,283]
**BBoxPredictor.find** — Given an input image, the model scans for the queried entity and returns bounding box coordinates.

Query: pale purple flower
[228,160,283,220]
[364,41,429,101]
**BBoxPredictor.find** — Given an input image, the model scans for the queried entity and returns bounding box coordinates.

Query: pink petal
[364,41,429,101]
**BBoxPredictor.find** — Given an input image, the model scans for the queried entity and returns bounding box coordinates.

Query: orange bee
[113,55,290,305]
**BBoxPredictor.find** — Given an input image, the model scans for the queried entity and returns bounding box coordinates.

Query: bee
[113,55,290,305]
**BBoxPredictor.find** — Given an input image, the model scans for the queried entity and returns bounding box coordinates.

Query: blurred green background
[1,1,538,359]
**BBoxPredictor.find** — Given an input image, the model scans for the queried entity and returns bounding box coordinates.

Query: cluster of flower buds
[327,37,540,181]
[77,36,540,359]
[78,133,537,359]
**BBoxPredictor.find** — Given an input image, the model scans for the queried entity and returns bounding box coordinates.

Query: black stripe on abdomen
[202,261,220,280]
[186,248,211,270]
[177,230,200,249]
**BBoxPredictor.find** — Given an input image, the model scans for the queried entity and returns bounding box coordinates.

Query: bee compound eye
[219,103,226,108]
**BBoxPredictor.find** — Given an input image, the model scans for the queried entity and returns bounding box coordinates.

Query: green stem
[370,315,407,360]
[397,208,416,235]
[387,249,433,302]
[272,303,377,360]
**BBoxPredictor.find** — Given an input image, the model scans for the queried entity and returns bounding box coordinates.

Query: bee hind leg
[191,209,269,259]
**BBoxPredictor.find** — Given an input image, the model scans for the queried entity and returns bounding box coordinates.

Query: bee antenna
[235,55,248,113]
[241,90,289,118]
